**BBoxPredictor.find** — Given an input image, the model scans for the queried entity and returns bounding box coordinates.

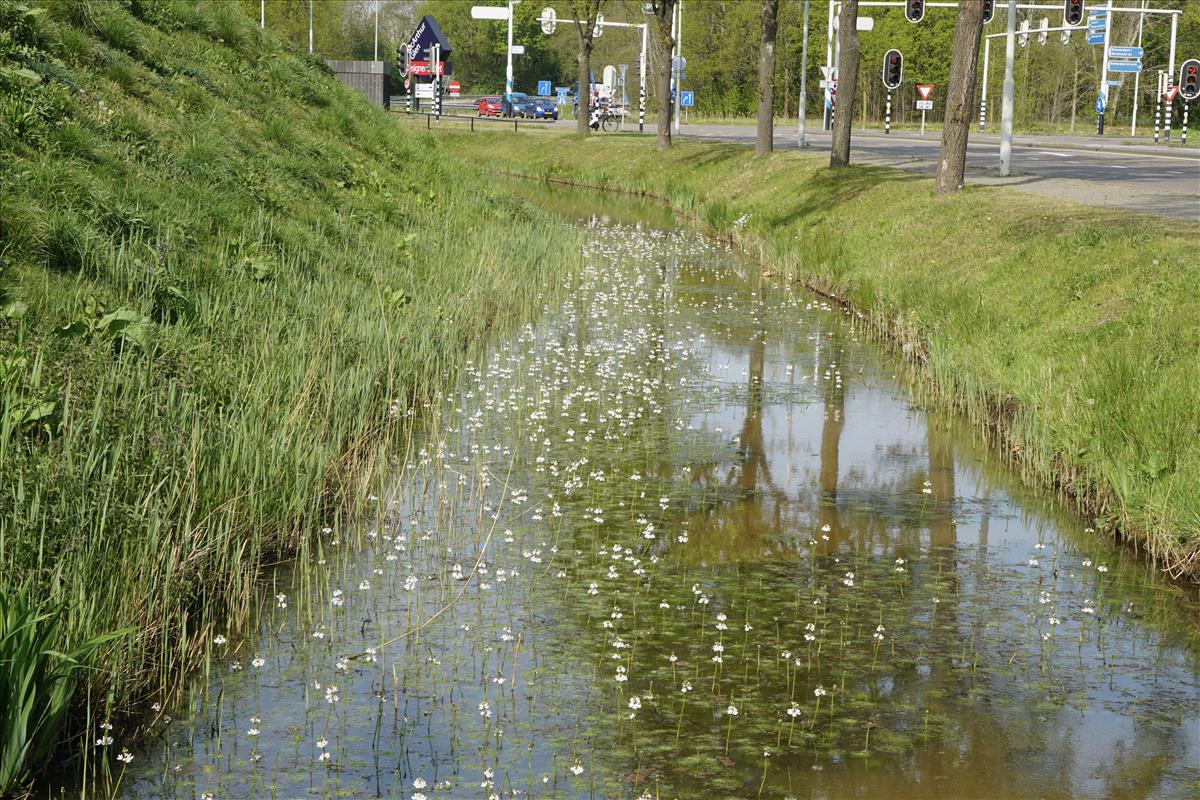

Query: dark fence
[327,60,391,108]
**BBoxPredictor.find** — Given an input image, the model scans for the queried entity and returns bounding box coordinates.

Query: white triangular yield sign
[1163,86,1179,102]
[820,65,834,79]
[917,84,934,100]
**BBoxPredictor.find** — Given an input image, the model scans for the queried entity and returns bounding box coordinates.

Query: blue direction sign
[1108,46,1143,59]
[537,79,552,96]
[680,90,694,107]
[1109,60,1142,73]
[555,86,569,105]
[1088,17,1107,30]
[1087,32,1105,46]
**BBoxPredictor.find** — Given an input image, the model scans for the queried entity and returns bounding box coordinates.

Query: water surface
[121,182,1200,800]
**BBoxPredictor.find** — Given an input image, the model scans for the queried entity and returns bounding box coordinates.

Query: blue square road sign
[680,91,694,107]
[537,79,551,96]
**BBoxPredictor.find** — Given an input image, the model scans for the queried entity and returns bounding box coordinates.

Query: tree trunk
[572,1,603,135]
[829,0,860,168]
[577,44,592,134]
[651,0,676,150]
[756,0,780,154]
[934,1,985,195]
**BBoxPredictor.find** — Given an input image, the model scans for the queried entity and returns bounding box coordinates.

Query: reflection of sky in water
[120,189,1199,800]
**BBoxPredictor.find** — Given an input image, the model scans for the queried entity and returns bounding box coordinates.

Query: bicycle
[590,108,620,132]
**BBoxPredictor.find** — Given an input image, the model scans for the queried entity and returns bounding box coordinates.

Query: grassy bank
[433,128,1200,582]
[0,0,577,789]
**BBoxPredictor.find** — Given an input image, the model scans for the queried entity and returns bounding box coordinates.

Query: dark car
[527,97,559,120]
[476,96,502,116]
[501,92,531,117]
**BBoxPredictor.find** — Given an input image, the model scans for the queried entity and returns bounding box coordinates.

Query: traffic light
[1181,60,1200,102]
[982,0,995,25]
[904,0,925,23]
[881,50,903,90]
[1063,0,1084,27]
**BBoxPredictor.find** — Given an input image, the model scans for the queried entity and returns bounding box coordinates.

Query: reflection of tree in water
[816,324,846,549]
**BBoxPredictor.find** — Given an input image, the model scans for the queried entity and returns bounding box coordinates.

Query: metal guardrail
[392,110,564,132]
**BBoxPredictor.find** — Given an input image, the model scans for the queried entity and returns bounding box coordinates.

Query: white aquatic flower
[247,727,260,737]
[570,762,584,776]
[213,634,227,646]
[726,705,738,716]
[1097,564,1109,573]
[787,702,802,718]
[413,777,427,789]
[316,738,328,749]
[276,593,287,608]
[628,696,642,710]
[116,749,133,764]
[814,686,827,697]
[680,681,693,693]
[478,701,492,719]
[251,655,265,668]
[95,735,113,747]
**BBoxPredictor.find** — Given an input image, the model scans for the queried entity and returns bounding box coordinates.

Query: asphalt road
[665,123,1200,220]
[403,105,1199,219]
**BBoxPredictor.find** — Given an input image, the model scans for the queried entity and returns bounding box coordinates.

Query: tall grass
[431,129,1200,582]
[0,0,580,789]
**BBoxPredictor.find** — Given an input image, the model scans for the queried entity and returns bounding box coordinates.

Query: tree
[756,0,780,154]
[571,0,604,134]
[829,0,859,168]
[934,2,985,195]
[648,0,676,150]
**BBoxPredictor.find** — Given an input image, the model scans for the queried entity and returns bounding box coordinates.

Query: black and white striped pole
[1164,80,1174,142]
[638,21,648,133]
[431,44,442,118]
[1153,71,1162,144]
[885,92,892,134]
[1183,103,1190,146]
[979,96,986,133]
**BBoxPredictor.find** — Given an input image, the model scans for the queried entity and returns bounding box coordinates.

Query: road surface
[676,123,1200,220]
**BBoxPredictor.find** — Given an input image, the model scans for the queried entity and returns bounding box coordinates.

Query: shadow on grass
[767,164,924,229]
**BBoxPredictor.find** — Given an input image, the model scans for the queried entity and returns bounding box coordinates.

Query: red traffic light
[905,1,925,24]
[1064,0,1084,26]
[1181,59,1200,101]
[881,49,904,90]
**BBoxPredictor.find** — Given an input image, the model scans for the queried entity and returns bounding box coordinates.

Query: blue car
[527,97,559,120]
[501,92,531,117]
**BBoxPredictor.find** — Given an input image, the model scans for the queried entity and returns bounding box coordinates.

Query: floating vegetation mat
[120,204,1200,800]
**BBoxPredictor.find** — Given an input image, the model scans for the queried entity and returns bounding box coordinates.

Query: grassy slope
[0,0,577,730]
[434,128,1200,580]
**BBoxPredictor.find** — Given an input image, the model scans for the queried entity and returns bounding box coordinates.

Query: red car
[477,96,502,116]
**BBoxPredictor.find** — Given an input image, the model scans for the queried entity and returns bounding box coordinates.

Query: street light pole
[308,0,314,54]
[374,4,379,61]
[674,1,683,132]
[999,0,1016,176]
[798,0,810,147]
[506,1,517,95]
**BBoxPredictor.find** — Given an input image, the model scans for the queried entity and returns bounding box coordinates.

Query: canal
[122,183,1200,799]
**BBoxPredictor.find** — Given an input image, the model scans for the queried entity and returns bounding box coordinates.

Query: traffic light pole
[885,92,892,134]
[1097,7,1111,135]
